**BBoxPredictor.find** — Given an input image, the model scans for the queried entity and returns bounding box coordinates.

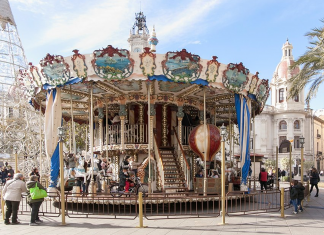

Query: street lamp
[57,126,66,225]
[299,136,305,184]
[14,146,18,173]
[220,123,227,225]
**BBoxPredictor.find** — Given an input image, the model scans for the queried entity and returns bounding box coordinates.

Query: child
[290,180,299,214]
[296,182,305,212]
[119,166,130,193]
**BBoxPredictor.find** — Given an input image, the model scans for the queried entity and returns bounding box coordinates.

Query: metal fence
[1,186,311,220]
[143,192,221,219]
[226,190,281,216]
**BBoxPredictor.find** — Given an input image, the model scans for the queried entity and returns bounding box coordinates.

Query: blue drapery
[235,94,251,186]
[48,88,61,188]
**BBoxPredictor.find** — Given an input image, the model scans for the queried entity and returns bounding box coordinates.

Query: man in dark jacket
[309,167,320,197]
[296,182,305,212]
[26,175,46,226]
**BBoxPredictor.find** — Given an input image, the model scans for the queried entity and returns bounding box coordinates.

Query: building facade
[250,40,315,174]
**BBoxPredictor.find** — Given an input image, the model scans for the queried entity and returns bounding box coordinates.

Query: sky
[8,0,324,110]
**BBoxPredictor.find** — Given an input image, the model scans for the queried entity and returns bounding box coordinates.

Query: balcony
[317,134,321,139]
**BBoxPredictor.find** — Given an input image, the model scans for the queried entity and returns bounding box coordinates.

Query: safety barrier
[226,189,281,216]
[1,186,311,221]
[64,193,138,219]
[143,192,221,219]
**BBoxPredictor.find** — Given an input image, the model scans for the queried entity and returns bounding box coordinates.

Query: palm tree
[288,19,324,102]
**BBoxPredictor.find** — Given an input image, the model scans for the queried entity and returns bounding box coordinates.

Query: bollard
[1,197,4,220]
[280,188,285,218]
[136,192,147,228]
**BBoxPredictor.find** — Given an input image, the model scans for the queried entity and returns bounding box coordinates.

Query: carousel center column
[118,96,127,151]
[138,104,144,143]
[162,104,168,147]
[176,100,185,170]
[97,100,104,153]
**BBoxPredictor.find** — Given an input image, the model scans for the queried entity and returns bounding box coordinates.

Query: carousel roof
[17,45,270,124]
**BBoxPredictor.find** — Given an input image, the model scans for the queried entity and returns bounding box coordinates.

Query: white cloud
[188,40,201,45]
[10,0,48,14]
[23,0,225,55]
[152,0,223,43]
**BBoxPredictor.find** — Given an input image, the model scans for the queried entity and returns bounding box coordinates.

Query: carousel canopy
[17,45,270,123]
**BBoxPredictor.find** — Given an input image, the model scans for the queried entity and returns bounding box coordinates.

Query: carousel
[16,13,270,198]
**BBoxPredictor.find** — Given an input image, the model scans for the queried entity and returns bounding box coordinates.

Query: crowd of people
[1,163,15,184]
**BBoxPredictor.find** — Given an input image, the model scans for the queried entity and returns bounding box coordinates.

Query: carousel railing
[181,125,196,145]
[173,127,190,191]
[104,124,148,145]
[154,134,164,191]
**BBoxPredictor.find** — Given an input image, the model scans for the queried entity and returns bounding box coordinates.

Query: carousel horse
[76,156,86,173]
[137,155,154,183]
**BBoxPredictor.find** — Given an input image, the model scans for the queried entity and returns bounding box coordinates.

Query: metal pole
[70,85,76,154]
[276,146,279,189]
[148,82,152,194]
[301,146,304,184]
[203,88,207,196]
[221,128,226,224]
[105,99,108,159]
[280,188,285,218]
[39,105,42,182]
[90,84,94,182]
[59,137,66,225]
[15,149,18,173]
[289,144,292,185]
[253,110,256,190]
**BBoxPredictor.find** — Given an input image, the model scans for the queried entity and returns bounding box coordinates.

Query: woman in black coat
[309,167,320,197]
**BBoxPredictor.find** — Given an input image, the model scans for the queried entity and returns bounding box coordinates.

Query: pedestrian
[29,168,40,180]
[7,166,14,176]
[1,167,8,184]
[296,182,305,212]
[2,173,27,225]
[259,168,268,192]
[26,175,45,226]
[309,167,320,197]
[290,180,299,214]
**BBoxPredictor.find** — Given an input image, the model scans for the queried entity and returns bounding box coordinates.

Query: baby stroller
[267,175,274,190]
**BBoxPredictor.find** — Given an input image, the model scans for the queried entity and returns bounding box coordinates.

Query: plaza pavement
[1,186,323,235]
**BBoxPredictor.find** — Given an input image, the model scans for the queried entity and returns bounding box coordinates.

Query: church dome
[273,40,300,81]
[275,59,300,79]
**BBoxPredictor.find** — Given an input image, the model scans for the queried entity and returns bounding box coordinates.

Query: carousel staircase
[159,147,187,193]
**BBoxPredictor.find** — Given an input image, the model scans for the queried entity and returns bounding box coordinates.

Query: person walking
[309,167,320,197]
[26,175,45,226]
[2,173,27,225]
[296,182,305,212]
[259,168,268,192]
[290,180,299,214]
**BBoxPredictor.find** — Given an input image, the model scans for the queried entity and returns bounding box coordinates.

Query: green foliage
[280,157,290,172]
[63,120,87,153]
[288,19,324,102]
[264,159,276,171]
[303,161,314,172]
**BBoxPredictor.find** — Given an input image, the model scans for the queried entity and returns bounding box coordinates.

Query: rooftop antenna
[140,1,141,12]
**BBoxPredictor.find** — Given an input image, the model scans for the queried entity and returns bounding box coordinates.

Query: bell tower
[127,12,150,53]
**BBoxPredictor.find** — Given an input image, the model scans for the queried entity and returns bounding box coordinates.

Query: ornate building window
[294,136,300,148]
[294,94,299,102]
[279,120,287,130]
[279,88,284,103]
[294,120,300,130]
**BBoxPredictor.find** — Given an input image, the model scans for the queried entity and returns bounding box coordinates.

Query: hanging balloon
[189,124,221,161]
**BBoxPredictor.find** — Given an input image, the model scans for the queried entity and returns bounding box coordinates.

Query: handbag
[30,183,47,199]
